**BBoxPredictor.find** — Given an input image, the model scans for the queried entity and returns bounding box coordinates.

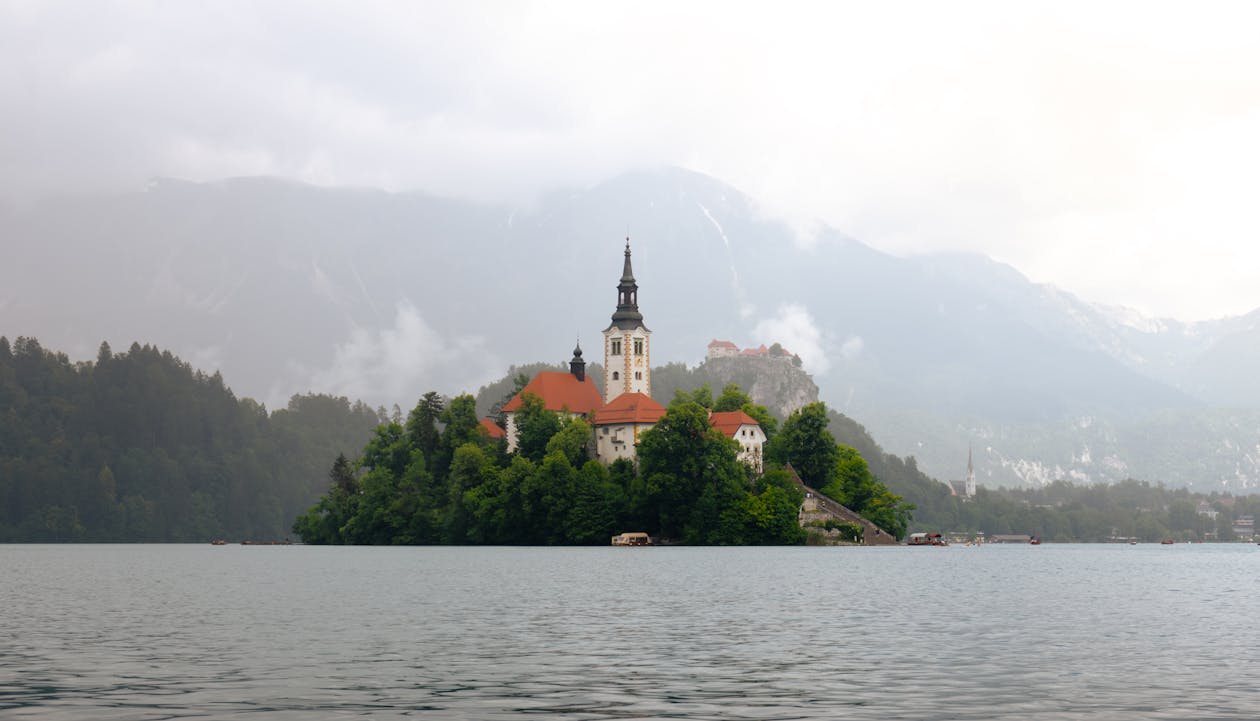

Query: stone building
[501,344,603,452]
[592,392,667,463]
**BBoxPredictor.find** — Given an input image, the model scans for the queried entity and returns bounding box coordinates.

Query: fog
[3,2,1260,320]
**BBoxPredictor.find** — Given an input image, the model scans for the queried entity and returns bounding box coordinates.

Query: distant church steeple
[603,238,651,403]
[965,445,977,497]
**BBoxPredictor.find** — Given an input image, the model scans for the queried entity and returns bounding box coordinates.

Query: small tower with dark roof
[603,238,652,403]
[569,341,586,382]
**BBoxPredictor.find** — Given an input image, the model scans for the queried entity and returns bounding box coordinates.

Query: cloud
[4,2,1260,319]
[753,303,829,376]
[276,300,500,409]
[840,336,864,361]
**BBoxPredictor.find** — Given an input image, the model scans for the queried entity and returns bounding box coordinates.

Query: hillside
[0,336,384,541]
[4,168,1260,492]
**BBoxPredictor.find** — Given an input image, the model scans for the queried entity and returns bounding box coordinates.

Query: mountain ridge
[4,167,1259,491]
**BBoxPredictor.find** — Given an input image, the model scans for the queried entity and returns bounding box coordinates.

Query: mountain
[3,168,1259,492]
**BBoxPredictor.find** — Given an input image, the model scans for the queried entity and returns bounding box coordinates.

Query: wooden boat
[907,532,948,546]
[611,532,652,546]
[1030,538,1042,545]
[1160,539,1175,545]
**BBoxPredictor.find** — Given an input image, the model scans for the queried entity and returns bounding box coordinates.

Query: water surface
[2,543,1257,719]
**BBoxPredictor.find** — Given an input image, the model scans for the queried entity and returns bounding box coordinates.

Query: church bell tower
[603,239,651,403]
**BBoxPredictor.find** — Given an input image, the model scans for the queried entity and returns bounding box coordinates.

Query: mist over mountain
[4,167,1258,492]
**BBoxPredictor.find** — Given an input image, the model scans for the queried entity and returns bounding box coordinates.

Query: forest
[0,336,383,541]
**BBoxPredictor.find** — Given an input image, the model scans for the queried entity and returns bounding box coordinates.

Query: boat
[907,532,948,546]
[1160,539,1175,545]
[210,539,228,546]
[1030,537,1042,545]
[611,532,652,546]
[1129,540,1138,545]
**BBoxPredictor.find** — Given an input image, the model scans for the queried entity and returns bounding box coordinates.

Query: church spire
[610,237,644,329]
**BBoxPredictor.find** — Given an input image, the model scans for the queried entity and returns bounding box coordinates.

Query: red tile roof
[501,371,605,414]
[478,418,506,440]
[708,339,738,349]
[593,392,666,426]
[709,410,762,438]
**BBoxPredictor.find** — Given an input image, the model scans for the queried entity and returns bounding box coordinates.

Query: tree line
[0,336,384,541]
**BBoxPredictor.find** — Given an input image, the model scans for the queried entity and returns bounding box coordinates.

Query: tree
[329,452,357,496]
[434,394,481,478]
[546,416,593,467]
[513,393,563,462]
[637,401,747,542]
[713,383,752,412]
[671,383,713,409]
[767,402,839,489]
[405,391,444,468]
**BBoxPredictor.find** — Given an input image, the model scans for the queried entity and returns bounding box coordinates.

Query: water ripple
[2,544,1258,719]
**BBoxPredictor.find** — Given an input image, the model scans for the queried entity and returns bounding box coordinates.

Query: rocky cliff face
[698,356,819,418]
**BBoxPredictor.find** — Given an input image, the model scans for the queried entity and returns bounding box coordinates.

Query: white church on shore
[498,240,765,470]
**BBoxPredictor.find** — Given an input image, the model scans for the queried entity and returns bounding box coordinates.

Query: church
[499,240,765,469]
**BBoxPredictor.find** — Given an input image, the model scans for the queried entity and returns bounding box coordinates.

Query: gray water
[2,544,1257,720]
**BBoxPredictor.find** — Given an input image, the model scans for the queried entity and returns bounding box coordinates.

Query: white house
[709,410,767,473]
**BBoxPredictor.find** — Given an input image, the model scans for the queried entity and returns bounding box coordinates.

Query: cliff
[696,355,819,418]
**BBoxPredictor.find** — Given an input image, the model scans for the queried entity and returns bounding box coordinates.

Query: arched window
[612,371,620,380]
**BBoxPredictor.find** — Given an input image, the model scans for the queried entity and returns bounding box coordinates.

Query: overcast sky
[4,1,1259,320]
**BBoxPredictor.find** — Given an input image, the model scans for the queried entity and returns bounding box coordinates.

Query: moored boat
[907,532,948,546]
[611,532,652,546]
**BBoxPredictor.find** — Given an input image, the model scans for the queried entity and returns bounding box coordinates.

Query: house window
[603,427,609,435]
[633,338,644,355]
[612,371,619,380]
[635,371,642,380]
[611,339,622,355]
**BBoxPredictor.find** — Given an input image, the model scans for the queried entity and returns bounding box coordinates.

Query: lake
[2,543,1257,720]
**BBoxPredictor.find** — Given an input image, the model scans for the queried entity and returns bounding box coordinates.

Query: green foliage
[405,392,444,469]
[671,383,714,409]
[805,519,865,540]
[546,417,592,467]
[513,393,564,462]
[767,403,839,489]
[0,336,384,542]
[712,383,751,412]
[767,402,912,539]
[634,401,801,544]
[289,385,808,546]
